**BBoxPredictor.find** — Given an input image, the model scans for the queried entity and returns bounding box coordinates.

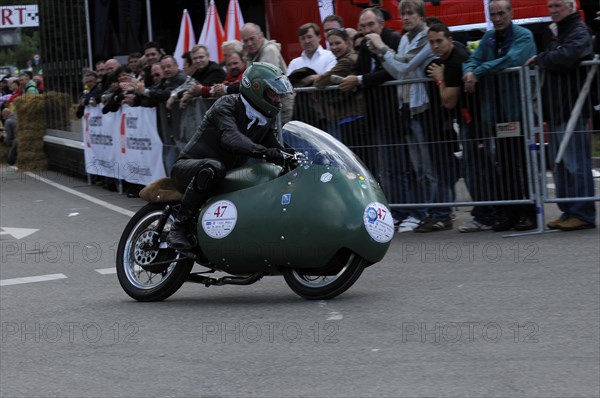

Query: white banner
[117,105,166,186]
[82,105,166,185]
[0,5,39,29]
[83,106,119,179]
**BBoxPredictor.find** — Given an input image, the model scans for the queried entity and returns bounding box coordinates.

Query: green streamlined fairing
[195,121,393,274]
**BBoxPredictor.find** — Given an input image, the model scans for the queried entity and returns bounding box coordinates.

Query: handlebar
[280,150,306,172]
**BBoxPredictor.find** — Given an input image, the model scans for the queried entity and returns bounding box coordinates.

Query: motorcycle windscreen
[281,121,375,179]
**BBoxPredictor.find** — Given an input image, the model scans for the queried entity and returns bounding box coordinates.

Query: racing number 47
[213,205,228,218]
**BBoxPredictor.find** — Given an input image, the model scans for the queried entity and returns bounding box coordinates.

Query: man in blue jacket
[460,0,537,233]
[525,0,596,231]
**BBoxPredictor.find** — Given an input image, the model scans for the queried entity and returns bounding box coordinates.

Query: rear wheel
[116,203,194,301]
[282,252,367,300]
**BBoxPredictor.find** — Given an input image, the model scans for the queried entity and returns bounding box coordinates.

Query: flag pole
[146,0,154,41]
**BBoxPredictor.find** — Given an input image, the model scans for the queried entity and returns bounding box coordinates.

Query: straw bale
[16,150,47,171]
[44,92,71,130]
[17,128,45,141]
[13,94,46,117]
[0,143,9,164]
[18,139,44,154]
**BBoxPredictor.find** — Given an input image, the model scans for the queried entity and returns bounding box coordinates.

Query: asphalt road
[1,165,599,398]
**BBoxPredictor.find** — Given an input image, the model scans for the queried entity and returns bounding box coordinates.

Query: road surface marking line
[23,171,135,217]
[95,268,117,275]
[0,273,68,286]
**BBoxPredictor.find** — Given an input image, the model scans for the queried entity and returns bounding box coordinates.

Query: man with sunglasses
[339,7,402,223]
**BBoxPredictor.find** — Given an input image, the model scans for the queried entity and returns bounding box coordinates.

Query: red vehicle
[265,0,580,63]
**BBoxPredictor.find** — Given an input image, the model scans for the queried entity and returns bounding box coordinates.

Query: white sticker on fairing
[202,200,238,239]
[363,202,394,243]
[320,172,333,183]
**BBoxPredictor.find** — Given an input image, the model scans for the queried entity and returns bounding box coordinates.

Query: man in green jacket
[18,72,39,94]
[459,0,538,233]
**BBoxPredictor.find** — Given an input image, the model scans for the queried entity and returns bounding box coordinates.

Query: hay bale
[17,128,45,142]
[16,150,47,171]
[0,142,9,165]
[10,92,71,170]
[18,140,44,154]
[44,92,71,130]
[13,95,47,170]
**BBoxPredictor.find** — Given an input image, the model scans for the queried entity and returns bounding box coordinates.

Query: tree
[0,29,41,71]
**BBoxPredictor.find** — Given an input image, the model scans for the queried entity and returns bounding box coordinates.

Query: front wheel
[116,203,194,301]
[281,252,367,300]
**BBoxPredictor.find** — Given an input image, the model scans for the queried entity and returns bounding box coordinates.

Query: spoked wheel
[281,251,367,300]
[116,203,194,301]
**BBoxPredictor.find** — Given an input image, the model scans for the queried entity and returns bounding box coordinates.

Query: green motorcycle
[116,121,394,301]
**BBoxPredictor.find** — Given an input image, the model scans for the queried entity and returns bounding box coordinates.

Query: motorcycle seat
[139,177,183,203]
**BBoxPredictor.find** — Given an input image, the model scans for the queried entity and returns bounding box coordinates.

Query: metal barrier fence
[143,61,599,233]
[34,58,597,235]
[535,60,600,205]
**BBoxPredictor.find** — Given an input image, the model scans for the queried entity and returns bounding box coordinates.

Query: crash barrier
[292,62,599,232]
[295,67,540,210]
[534,60,600,209]
[43,61,599,232]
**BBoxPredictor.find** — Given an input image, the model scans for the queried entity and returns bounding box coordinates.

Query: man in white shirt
[287,22,337,87]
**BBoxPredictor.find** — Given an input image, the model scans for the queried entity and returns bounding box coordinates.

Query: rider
[167,62,294,250]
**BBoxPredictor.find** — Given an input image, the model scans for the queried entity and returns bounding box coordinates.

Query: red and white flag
[224,0,245,42]
[173,9,196,69]
[198,0,225,63]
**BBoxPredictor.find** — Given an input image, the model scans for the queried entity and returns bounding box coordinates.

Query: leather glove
[262,148,285,165]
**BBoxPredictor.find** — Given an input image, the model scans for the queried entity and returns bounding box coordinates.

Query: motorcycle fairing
[196,121,393,274]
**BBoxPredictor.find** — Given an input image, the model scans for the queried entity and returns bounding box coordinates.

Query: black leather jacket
[192,61,227,86]
[178,95,284,170]
[354,27,401,88]
[536,12,593,124]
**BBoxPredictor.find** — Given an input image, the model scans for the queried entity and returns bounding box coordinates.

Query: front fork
[149,204,174,248]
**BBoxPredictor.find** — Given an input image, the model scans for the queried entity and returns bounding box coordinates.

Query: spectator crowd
[1,0,598,232]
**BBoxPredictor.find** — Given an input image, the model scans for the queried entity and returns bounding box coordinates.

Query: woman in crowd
[314,28,365,155]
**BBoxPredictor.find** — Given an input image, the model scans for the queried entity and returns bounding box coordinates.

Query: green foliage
[0,29,40,71]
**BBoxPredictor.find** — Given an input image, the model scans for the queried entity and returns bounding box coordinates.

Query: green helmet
[239,62,293,118]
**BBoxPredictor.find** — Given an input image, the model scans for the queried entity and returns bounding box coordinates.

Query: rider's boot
[167,179,207,251]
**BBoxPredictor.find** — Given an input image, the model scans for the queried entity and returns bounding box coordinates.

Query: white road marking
[0,273,67,286]
[0,227,39,239]
[23,171,135,217]
[95,268,117,275]
[327,312,343,321]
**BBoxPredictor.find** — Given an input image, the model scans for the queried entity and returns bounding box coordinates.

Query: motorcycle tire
[117,203,194,302]
[282,252,367,300]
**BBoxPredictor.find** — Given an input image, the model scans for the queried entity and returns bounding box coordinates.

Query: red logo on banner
[84,112,91,148]
[120,113,127,154]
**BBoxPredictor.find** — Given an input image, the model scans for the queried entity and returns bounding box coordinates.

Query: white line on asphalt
[95,268,117,275]
[22,171,135,217]
[0,273,68,286]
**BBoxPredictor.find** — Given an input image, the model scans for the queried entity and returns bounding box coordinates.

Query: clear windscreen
[280,121,375,179]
